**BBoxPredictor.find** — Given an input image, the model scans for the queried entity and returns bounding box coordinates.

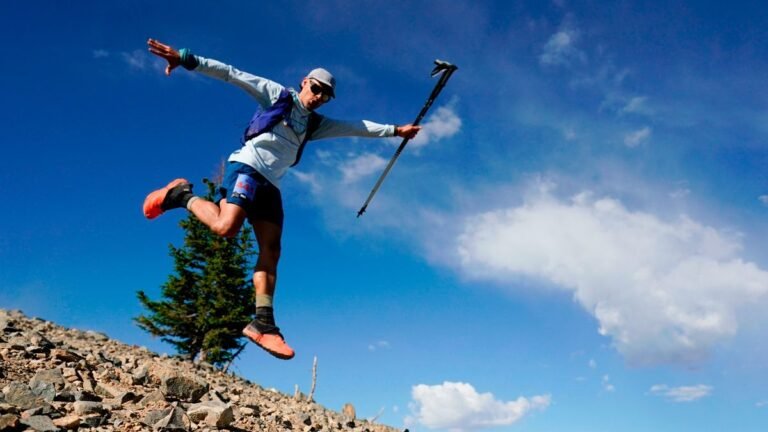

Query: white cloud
[563,126,577,141]
[540,27,586,67]
[456,184,768,365]
[670,187,691,200]
[649,384,712,402]
[339,153,387,184]
[602,375,615,392]
[291,170,322,194]
[92,49,109,59]
[368,340,391,351]
[588,359,597,369]
[409,105,462,150]
[756,400,768,408]
[621,96,652,116]
[406,382,550,431]
[759,195,768,206]
[624,126,652,147]
[121,49,151,70]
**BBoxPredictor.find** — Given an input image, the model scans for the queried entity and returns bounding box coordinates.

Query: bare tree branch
[222,342,247,373]
[308,356,318,402]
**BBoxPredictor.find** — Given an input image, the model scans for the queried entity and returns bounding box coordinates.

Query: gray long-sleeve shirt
[194,57,396,188]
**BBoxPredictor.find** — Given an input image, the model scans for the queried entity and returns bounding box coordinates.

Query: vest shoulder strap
[242,88,293,143]
[292,112,323,167]
[241,88,322,167]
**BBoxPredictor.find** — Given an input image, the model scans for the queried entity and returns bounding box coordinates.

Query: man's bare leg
[241,220,295,359]
[187,198,247,238]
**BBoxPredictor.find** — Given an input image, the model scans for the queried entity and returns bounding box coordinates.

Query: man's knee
[212,220,241,238]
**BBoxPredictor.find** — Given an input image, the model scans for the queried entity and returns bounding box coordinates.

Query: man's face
[298,78,332,111]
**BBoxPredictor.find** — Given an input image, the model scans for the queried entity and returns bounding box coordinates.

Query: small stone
[3,382,42,410]
[296,413,312,426]
[72,401,105,416]
[30,369,66,391]
[0,414,19,430]
[0,403,17,414]
[51,349,82,363]
[20,415,58,432]
[146,406,190,430]
[27,333,54,350]
[73,390,101,402]
[161,374,209,402]
[21,406,43,418]
[111,391,136,405]
[142,408,170,427]
[29,382,55,403]
[0,316,17,332]
[342,403,356,419]
[79,414,104,428]
[29,368,67,390]
[187,401,234,428]
[84,331,108,342]
[77,370,96,393]
[53,391,75,403]
[131,365,149,385]
[239,406,255,416]
[6,336,27,350]
[94,382,120,399]
[52,414,80,429]
[139,389,165,408]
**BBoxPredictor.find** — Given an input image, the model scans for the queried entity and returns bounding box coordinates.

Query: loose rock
[160,374,208,402]
[0,414,19,430]
[20,415,58,432]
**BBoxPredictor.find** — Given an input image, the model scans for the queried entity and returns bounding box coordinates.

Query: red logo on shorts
[236,181,254,193]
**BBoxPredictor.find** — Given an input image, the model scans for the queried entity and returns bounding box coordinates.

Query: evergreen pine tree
[136,178,255,367]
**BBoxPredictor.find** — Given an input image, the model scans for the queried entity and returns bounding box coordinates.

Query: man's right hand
[147,38,180,76]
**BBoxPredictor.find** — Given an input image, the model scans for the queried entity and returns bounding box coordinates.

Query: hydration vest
[242,88,323,167]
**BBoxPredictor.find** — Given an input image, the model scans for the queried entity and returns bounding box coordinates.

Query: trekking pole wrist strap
[178,48,199,70]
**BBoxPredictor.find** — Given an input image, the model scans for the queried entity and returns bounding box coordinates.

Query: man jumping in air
[143,39,421,360]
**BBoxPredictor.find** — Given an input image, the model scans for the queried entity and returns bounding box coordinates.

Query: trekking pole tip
[432,59,458,75]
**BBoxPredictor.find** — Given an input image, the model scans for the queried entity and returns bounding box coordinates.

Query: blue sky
[2,1,768,430]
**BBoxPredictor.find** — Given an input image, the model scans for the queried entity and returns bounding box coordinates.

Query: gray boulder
[20,415,58,432]
[73,401,106,416]
[144,406,190,431]
[160,374,209,402]
[3,382,43,410]
[187,400,234,428]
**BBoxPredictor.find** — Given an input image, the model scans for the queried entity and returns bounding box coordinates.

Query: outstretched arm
[146,38,279,107]
[310,118,422,141]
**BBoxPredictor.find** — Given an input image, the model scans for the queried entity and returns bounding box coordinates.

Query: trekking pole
[357,60,458,217]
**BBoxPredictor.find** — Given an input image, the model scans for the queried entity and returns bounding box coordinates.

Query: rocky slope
[0,309,399,432]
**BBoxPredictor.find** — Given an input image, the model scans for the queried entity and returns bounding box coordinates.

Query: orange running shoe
[242,321,295,360]
[143,178,191,219]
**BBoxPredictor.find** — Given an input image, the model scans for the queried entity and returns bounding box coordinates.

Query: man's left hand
[395,124,421,139]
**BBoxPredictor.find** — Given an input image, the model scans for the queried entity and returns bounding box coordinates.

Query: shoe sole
[242,327,295,360]
[143,178,188,219]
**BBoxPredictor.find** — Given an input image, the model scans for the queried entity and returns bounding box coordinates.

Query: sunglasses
[308,80,332,102]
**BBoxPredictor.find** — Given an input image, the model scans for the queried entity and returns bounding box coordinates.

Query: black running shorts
[218,162,284,229]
